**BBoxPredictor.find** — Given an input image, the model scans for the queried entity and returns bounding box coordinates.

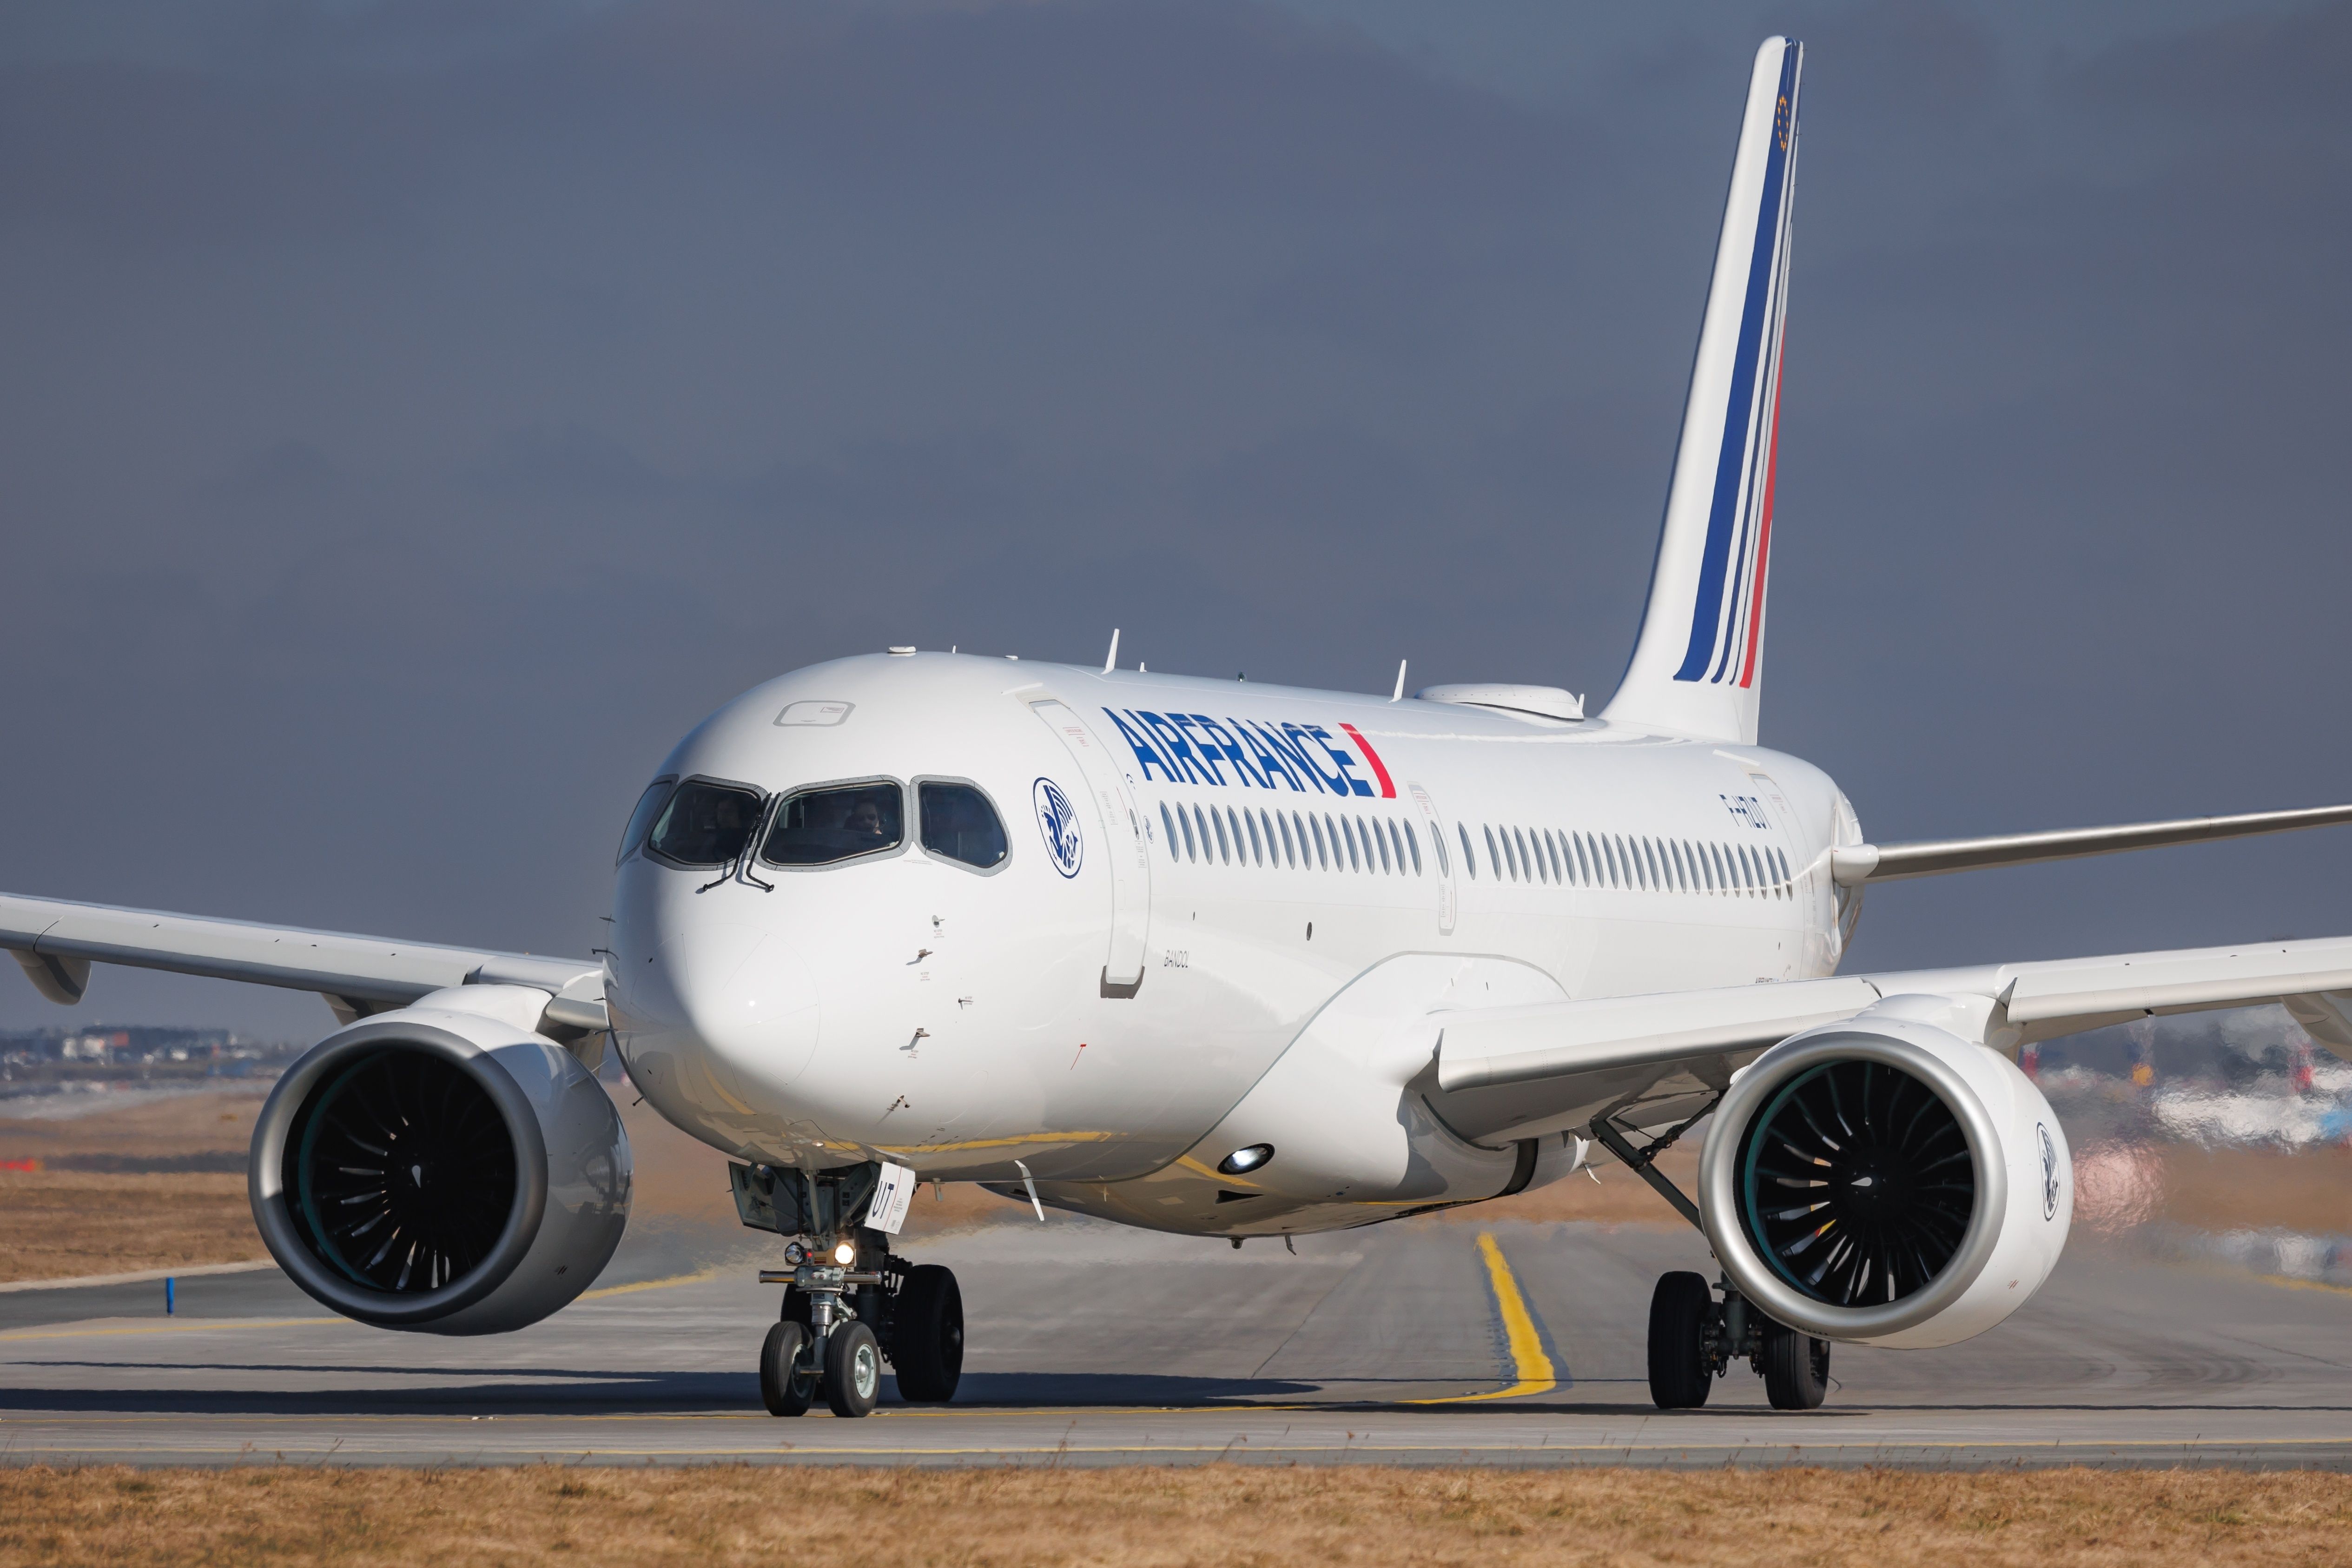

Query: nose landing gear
[755,1244,964,1418]
[733,1159,962,1418]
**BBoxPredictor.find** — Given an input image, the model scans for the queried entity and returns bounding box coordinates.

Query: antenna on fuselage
[1102,628,1120,674]
[1391,660,1407,701]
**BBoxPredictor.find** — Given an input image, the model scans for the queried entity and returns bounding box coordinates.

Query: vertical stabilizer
[1603,38,1801,746]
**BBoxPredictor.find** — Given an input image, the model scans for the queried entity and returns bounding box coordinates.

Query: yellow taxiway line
[1407,1233,1557,1403]
[577,1268,723,1301]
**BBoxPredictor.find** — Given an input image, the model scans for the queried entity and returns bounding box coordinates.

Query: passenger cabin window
[649,780,765,867]
[618,777,676,864]
[919,781,1007,869]
[760,781,903,867]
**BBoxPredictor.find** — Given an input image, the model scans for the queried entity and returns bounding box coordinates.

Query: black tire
[824,1320,883,1418]
[890,1264,965,1404]
[1761,1320,1831,1410]
[760,1321,816,1417]
[1646,1271,1715,1409]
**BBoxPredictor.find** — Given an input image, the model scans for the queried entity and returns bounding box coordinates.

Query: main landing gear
[1647,1270,1831,1410]
[1585,1111,1833,1413]
[756,1235,965,1418]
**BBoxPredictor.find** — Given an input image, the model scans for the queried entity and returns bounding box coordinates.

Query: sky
[2,0,2348,1039]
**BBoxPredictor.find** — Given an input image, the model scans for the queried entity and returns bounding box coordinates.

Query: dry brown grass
[0,1081,1038,1284]
[6,1081,2345,1287]
[0,1464,2345,1567]
[2158,1145,2352,1236]
[0,1087,266,1163]
[0,1171,264,1284]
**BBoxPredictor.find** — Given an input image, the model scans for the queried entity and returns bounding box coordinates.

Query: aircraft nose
[621,921,823,1093]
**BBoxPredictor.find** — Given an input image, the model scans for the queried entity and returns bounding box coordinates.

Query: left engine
[1697,998,2073,1349]
[249,985,631,1335]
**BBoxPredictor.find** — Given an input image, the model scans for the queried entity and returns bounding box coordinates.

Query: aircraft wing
[1830,801,2352,884]
[1434,933,2352,1113]
[0,891,608,1030]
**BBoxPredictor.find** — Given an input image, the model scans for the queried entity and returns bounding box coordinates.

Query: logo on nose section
[1033,778,1084,878]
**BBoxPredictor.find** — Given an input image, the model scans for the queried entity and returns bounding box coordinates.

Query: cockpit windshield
[646,780,765,867]
[617,777,675,864]
[761,781,904,866]
[919,781,1008,869]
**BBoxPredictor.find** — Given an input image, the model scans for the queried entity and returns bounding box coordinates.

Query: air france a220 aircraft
[10,38,2352,1418]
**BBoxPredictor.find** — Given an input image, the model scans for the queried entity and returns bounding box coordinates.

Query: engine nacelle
[249,985,631,1335]
[1697,998,2071,1349]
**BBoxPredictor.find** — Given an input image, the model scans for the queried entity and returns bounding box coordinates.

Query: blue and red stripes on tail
[1673,41,1799,690]
[1601,39,1801,747]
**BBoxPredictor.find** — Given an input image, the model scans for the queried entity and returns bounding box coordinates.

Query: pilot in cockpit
[841,796,890,849]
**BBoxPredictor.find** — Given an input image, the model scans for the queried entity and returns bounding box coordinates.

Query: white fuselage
[607,652,1855,1237]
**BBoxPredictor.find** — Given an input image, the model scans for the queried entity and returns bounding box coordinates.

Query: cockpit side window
[760,781,905,867]
[618,776,677,864]
[918,781,1009,870]
[647,779,765,867]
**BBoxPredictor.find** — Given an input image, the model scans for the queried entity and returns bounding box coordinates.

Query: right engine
[1697,996,2073,1349]
[249,985,631,1336]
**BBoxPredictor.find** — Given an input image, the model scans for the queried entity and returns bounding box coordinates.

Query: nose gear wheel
[759,1321,816,1416]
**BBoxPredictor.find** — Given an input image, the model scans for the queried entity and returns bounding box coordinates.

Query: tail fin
[1604,38,1801,747]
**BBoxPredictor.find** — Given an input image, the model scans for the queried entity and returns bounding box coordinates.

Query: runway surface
[3,1216,2348,1468]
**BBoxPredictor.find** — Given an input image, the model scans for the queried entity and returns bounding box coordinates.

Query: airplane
[8,36,2352,1419]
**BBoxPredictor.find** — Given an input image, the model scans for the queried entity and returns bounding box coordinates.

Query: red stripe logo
[1338,723,1396,799]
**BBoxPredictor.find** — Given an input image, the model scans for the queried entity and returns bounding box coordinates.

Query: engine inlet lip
[1698,1027,2007,1341]
[250,1021,550,1326]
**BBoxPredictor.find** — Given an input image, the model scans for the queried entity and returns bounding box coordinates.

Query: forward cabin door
[1031,701,1152,989]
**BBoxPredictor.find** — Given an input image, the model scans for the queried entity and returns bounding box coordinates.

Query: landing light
[833,1241,858,1266]
[1217,1144,1274,1176]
